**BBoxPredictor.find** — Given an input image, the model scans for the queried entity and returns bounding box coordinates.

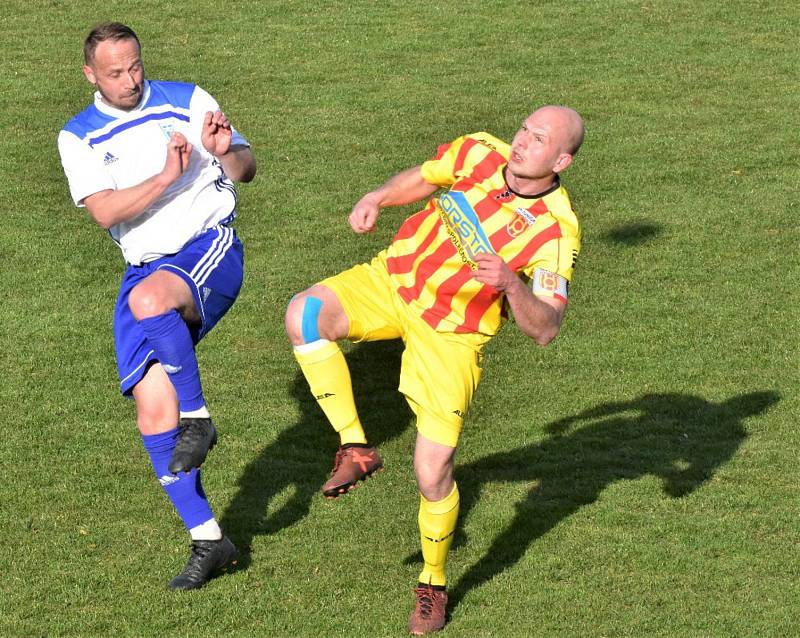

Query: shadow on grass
[601,220,662,246]
[219,340,411,568]
[447,390,779,610]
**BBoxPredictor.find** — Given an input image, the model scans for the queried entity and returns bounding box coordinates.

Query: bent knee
[414,458,455,500]
[285,286,347,345]
[136,399,179,435]
[129,282,169,320]
[285,291,313,345]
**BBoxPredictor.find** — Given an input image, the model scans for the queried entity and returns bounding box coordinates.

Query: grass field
[1,1,798,636]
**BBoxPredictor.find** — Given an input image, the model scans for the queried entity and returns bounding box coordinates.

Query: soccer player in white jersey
[57,22,256,590]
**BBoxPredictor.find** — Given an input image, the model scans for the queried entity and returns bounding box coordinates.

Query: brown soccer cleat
[322,443,383,498]
[408,583,448,635]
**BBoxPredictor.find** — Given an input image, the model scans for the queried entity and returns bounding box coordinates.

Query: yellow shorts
[321,251,487,448]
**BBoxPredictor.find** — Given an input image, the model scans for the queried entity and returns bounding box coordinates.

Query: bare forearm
[84,173,173,229]
[349,165,439,233]
[84,132,193,229]
[504,276,563,346]
[368,166,438,207]
[218,145,256,183]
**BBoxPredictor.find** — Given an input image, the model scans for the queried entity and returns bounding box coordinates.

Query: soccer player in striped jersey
[58,23,256,590]
[285,105,584,634]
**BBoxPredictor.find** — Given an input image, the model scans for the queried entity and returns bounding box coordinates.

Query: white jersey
[58,80,249,265]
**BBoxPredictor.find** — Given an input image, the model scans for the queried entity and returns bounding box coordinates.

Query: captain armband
[530,268,569,303]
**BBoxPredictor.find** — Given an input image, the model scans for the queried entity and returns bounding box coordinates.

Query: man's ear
[553,153,573,174]
[82,64,96,85]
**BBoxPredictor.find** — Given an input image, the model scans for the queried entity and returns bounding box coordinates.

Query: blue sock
[139,310,205,413]
[142,428,214,529]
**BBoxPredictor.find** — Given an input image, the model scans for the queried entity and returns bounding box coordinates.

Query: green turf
[1,1,798,636]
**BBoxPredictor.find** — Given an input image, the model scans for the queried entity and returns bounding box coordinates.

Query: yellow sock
[418,483,459,587]
[294,341,367,445]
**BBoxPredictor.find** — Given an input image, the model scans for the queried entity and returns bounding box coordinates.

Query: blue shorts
[113,224,244,396]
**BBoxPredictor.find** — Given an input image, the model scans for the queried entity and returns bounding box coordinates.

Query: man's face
[83,37,145,111]
[507,108,572,181]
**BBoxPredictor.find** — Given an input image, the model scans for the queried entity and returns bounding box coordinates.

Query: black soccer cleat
[168,417,218,474]
[168,536,238,590]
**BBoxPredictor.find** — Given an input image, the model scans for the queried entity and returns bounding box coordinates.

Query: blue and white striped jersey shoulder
[146,80,196,109]
[60,80,201,145]
[62,103,115,140]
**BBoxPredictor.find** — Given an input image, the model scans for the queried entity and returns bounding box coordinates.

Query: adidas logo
[103,151,118,165]
[158,474,179,487]
[162,363,182,374]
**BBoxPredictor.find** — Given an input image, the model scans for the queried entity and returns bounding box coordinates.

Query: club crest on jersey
[438,191,495,269]
[507,207,537,237]
[159,123,175,140]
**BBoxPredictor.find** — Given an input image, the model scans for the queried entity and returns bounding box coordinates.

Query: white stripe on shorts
[191,226,234,287]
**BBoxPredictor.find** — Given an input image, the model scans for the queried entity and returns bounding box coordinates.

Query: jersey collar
[502,167,561,200]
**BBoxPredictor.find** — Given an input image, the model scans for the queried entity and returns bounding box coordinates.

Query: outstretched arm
[83,132,193,229]
[349,165,439,233]
[472,253,565,346]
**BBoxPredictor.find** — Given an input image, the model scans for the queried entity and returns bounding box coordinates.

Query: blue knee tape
[301,296,323,343]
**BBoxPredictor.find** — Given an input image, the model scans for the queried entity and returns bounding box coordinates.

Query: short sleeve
[521,227,580,282]
[57,129,116,206]
[419,135,471,187]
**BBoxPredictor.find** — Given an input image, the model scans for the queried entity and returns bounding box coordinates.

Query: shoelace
[182,542,215,576]
[190,541,213,558]
[414,586,436,618]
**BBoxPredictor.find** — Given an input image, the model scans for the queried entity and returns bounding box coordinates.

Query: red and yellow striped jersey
[383,132,581,336]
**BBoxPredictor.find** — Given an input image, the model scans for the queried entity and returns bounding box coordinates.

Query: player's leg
[134,363,236,590]
[285,259,402,497]
[407,428,458,636]
[128,269,217,473]
[130,225,244,474]
[129,268,205,410]
[285,283,369,443]
[286,283,384,496]
[414,432,458,581]
[402,326,484,635]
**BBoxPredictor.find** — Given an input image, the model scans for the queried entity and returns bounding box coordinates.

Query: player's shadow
[219,340,410,568]
[445,390,779,610]
[601,220,662,246]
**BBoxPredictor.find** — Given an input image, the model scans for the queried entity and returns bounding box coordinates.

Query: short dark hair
[84,22,140,65]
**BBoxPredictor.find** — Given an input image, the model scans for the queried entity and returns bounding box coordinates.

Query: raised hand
[349,193,381,233]
[201,110,232,157]
[163,132,193,183]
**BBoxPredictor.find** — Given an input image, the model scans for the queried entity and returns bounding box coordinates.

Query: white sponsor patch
[515,207,537,226]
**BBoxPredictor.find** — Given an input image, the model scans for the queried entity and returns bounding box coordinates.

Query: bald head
[506,105,585,194]
[531,105,585,156]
